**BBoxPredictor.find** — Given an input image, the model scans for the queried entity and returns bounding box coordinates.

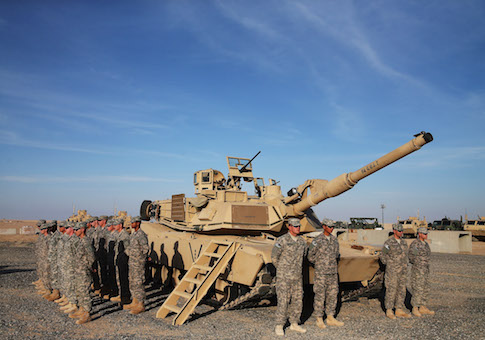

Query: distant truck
[430,217,463,231]
[463,216,485,240]
[348,217,381,230]
[397,216,428,237]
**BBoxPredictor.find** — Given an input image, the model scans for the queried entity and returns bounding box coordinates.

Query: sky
[0,0,484,223]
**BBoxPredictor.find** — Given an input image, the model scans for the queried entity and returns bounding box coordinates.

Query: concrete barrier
[427,231,472,254]
[356,229,393,247]
[0,228,17,235]
[20,226,36,235]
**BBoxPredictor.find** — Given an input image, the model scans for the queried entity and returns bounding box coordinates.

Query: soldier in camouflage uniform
[33,220,48,294]
[308,220,344,328]
[54,221,69,305]
[70,222,95,324]
[86,217,101,294]
[59,222,80,314]
[96,216,109,297]
[409,227,435,317]
[38,222,53,299]
[104,220,119,300]
[380,223,411,319]
[111,218,131,305]
[271,218,307,336]
[46,220,62,301]
[124,216,149,314]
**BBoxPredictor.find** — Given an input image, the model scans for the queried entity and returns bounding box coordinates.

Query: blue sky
[0,1,484,223]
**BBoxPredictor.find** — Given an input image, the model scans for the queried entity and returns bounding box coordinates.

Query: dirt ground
[0,219,484,339]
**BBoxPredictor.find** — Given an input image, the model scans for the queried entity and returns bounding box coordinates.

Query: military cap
[287,218,301,227]
[131,216,142,223]
[58,220,67,227]
[47,220,57,228]
[417,227,428,234]
[99,215,108,221]
[392,223,404,232]
[112,218,123,226]
[36,219,46,227]
[322,219,335,228]
[40,223,49,230]
[67,221,75,228]
[73,221,87,230]
[106,220,113,227]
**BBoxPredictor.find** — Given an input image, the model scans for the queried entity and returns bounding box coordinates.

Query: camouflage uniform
[39,233,52,291]
[271,233,307,325]
[48,230,62,290]
[73,236,95,312]
[380,237,408,310]
[408,239,431,307]
[64,233,78,304]
[308,232,340,317]
[116,228,131,303]
[34,233,44,281]
[127,228,149,302]
[105,229,119,297]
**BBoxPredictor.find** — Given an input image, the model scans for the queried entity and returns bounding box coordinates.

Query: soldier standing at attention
[54,221,69,306]
[33,219,46,288]
[380,223,411,319]
[124,216,149,314]
[47,220,62,302]
[111,218,131,306]
[308,221,344,328]
[97,216,109,297]
[60,222,80,315]
[271,218,307,336]
[39,222,53,299]
[409,227,435,317]
[104,220,119,300]
[69,222,95,324]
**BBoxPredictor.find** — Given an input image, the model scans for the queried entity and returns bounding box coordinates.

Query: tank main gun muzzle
[286,132,433,216]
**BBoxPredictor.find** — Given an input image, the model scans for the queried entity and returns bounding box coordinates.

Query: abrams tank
[140,132,433,324]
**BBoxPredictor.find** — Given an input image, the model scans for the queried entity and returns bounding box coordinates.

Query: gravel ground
[0,243,484,340]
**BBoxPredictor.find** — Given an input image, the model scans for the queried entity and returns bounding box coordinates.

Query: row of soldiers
[271,219,434,336]
[32,215,149,325]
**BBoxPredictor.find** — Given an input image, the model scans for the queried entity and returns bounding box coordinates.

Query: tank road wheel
[140,200,152,221]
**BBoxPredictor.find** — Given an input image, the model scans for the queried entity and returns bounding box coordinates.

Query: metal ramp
[156,240,240,325]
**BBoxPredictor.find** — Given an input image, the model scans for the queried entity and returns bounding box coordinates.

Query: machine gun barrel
[240,151,261,172]
[288,132,433,216]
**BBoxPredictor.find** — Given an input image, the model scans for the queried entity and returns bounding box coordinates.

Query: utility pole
[381,204,386,227]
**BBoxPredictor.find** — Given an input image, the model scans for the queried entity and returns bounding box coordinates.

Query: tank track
[341,270,384,302]
[219,271,275,311]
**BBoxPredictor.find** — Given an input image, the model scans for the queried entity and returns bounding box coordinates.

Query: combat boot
[75,308,91,325]
[316,317,326,329]
[419,306,435,315]
[289,323,307,333]
[65,304,78,314]
[326,315,344,327]
[69,308,84,319]
[395,309,411,318]
[275,325,284,336]
[94,289,101,296]
[59,298,70,307]
[42,290,53,299]
[130,300,145,315]
[46,289,60,301]
[55,295,67,304]
[412,307,422,317]
[123,297,137,310]
[60,302,74,311]
[32,279,42,285]
[386,309,396,320]
[110,295,121,302]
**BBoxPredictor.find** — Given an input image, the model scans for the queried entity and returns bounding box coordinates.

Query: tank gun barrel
[287,132,433,216]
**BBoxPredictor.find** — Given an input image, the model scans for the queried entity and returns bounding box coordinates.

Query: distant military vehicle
[398,216,428,237]
[348,217,381,229]
[430,217,463,231]
[140,132,433,325]
[463,216,485,240]
[68,209,92,222]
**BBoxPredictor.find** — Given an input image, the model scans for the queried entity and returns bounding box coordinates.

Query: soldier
[380,223,411,319]
[104,220,119,300]
[33,219,46,288]
[54,221,69,305]
[111,218,131,306]
[308,220,344,328]
[271,218,307,336]
[86,217,101,294]
[60,221,80,315]
[46,220,62,302]
[96,216,109,297]
[38,221,53,299]
[409,227,435,316]
[124,216,149,314]
[69,222,95,324]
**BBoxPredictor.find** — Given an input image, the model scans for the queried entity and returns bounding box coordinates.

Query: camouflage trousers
[275,278,303,325]
[384,266,407,310]
[74,270,92,312]
[313,273,338,317]
[129,258,146,302]
[411,265,430,307]
[63,263,77,304]
[48,257,60,290]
